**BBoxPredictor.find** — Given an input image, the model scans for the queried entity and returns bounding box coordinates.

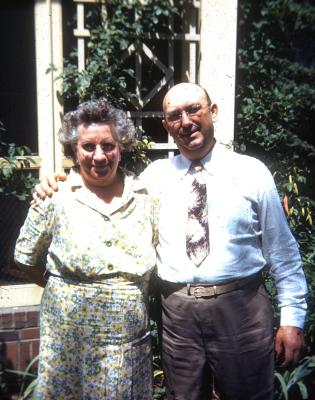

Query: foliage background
[60,0,315,397]
[236,1,315,397]
[1,0,314,398]
[58,0,182,175]
[0,121,36,201]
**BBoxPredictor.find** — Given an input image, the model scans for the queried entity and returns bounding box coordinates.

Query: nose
[93,145,107,161]
[181,110,192,126]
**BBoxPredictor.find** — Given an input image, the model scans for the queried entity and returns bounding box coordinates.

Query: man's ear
[162,118,168,132]
[210,103,218,122]
[162,119,174,138]
[162,119,175,139]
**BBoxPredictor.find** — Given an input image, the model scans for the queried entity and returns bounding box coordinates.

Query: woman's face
[74,123,121,187]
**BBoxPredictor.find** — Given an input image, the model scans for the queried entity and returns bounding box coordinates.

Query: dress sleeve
[257,164,308,328]
[14,199,54,269]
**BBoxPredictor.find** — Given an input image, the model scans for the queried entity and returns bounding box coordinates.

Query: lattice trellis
[72,0,201,154]
[0,0,202,287]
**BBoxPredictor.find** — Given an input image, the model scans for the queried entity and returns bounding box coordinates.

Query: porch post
[199,0,238,145]
[34,0,63,177]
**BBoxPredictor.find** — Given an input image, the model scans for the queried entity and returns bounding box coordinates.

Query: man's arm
[255,161,307,368]
[261,185,307,368]
[33,172,67,200]
[16,262,47,288]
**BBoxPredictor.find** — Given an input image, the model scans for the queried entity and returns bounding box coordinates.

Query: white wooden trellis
[72,0,201,155]
[0,0,238,306]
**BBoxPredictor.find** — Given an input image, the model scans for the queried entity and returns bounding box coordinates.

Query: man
[35,83,307,400]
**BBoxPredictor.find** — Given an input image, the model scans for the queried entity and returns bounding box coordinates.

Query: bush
[236,1,315,398]
[0,121,37,201]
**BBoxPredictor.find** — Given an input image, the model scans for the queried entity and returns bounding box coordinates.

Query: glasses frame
[164,103,211,125]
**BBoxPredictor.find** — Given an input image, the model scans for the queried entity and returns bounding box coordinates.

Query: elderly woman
[14,98,158,399]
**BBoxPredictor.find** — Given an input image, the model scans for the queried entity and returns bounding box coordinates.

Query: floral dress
[14,171,158,400]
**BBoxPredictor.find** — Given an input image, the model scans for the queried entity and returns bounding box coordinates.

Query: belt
[47,271,122,284]
[162,272,262,299]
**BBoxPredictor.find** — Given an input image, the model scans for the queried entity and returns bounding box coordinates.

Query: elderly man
[35,83,307,400]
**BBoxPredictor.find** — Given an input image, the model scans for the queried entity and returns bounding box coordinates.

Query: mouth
[179,128,199,142]
[92,164,110,174]
[179,124,200,138]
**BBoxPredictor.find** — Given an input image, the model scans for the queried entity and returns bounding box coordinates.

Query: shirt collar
[174,140,231,179]
[174,140,215,179]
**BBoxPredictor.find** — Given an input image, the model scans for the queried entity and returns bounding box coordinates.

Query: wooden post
[199,0,238,146]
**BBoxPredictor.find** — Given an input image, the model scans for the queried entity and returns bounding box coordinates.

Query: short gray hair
[58,98,136,162]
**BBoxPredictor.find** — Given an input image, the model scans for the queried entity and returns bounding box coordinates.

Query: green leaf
[296,381,308,399]
[45,63,57,74]
[274,372,289,400]
[5,369,36,379]
[21,378,38,399]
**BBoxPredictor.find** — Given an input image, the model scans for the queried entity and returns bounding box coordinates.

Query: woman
[14,98,158,399]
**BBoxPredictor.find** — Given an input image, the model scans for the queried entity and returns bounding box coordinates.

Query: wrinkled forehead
[163,85,207,112]
[77,122,117,140]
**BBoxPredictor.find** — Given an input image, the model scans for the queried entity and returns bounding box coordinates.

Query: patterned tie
[186,161,210,266]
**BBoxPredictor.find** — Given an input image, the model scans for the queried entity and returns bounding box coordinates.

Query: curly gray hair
[58,98,136,162]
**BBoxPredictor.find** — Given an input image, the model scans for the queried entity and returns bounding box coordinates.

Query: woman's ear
[71,143,78,165]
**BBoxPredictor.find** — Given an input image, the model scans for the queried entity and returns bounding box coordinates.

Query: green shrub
[0,121,37,201]
[236,1,315,397]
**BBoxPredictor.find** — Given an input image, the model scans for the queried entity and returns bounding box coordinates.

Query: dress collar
[67,168,146,217]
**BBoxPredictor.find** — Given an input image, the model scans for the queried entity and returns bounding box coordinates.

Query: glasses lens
[187,105,202,116]
[167,112,181,123]
[166,104,207,123]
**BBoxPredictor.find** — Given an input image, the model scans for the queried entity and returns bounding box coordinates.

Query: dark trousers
[160,281,274,400]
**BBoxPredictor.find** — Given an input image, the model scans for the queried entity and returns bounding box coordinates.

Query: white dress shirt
[140,142,307,328]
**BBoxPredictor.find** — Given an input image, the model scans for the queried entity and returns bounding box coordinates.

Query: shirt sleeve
[14,199,54,269]
[139,161,165,197]
[257,165,308,329]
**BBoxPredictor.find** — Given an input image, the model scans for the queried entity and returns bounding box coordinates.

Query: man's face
[162,84,217,160]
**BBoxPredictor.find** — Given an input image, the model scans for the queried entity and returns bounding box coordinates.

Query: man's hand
[33,172,67,201]
[275,326,305,368]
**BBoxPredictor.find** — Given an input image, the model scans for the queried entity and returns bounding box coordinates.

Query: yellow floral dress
[14,171,158,400]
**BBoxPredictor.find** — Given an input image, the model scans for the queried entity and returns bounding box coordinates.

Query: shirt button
[107,264,114,271]
[104,216,109,221]
[105,240,112,247]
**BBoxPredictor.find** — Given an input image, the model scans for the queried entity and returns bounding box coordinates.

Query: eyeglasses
[165,103,210,124]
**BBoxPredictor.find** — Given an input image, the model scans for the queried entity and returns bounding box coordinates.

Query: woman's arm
[15,199,53,288]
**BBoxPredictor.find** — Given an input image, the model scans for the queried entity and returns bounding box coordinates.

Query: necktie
[186,161,210,266]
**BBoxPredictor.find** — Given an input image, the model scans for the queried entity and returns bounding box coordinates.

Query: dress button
[107,264,114,271]
[105,240,112,247]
